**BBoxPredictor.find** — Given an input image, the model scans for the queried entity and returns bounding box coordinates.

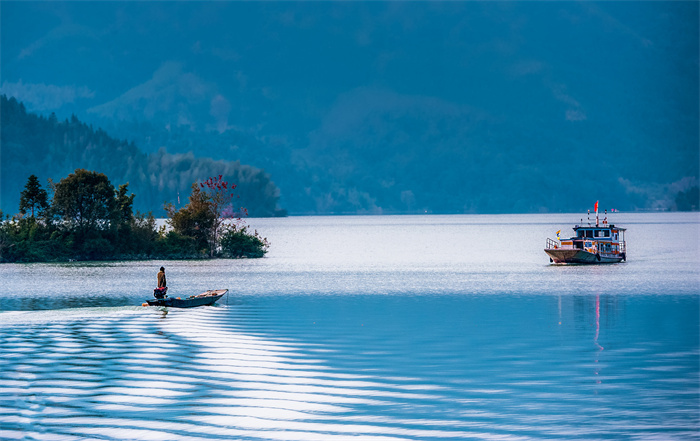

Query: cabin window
[604,230,610,237]
[585,230,593,238]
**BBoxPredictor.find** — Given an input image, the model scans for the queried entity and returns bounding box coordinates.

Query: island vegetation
[0,170,269,262]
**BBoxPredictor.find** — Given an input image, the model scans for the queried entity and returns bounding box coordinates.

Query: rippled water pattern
[1,213,698,440]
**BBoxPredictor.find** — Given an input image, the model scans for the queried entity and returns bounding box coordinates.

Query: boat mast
[595,200,599,227]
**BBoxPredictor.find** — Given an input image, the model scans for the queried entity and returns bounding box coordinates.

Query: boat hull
[545,249,624,264]
[146,289,227,308]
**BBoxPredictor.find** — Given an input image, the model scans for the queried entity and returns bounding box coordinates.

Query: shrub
[154,230,198,258]
[220,226,269,258]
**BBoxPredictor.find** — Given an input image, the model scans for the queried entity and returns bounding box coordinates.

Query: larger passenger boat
[545,202,626,264]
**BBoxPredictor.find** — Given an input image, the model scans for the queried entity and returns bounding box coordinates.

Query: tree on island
[51,169,145,259]
[165,175,268,258]
[0,169,268,262]
[220,225,269,258]
[0,210,11,261]
[203,174,269,258]
[19,175,49,218]
[52,169,118,234]
[165,183,215,254]
[114,183,136,229]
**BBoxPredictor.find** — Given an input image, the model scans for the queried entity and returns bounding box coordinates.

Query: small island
[0,170,269,262]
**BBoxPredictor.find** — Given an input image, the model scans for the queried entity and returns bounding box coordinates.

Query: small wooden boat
[545,202,626,264]
[145,289,228,308]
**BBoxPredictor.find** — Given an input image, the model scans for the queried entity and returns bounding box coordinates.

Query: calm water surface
[1,213,698,440]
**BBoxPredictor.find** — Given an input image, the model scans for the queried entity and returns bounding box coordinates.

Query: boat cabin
[559,225,626,255]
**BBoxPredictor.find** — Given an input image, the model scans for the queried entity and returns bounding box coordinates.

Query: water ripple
[1,292,699,440]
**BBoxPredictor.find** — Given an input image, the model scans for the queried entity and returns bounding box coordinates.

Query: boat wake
[0,306,497,440]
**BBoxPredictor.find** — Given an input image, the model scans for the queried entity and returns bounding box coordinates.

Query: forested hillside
[0,96,285,217]
[2,2,698,214]
[101,92,699,214]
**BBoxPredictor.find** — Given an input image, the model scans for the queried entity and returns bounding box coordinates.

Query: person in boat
[154,266,168,299]
[157,267,167,288]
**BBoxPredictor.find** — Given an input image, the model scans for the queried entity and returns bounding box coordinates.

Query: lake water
[1,213,698,440]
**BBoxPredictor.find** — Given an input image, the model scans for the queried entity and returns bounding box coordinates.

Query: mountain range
[1,2,698,214]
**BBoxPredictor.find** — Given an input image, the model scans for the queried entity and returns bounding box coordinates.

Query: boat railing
[545,238,559,250]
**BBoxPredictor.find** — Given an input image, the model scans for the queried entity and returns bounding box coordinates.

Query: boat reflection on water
[594,295,604,384]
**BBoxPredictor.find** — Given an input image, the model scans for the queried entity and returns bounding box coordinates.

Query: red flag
[594,201,599,214]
